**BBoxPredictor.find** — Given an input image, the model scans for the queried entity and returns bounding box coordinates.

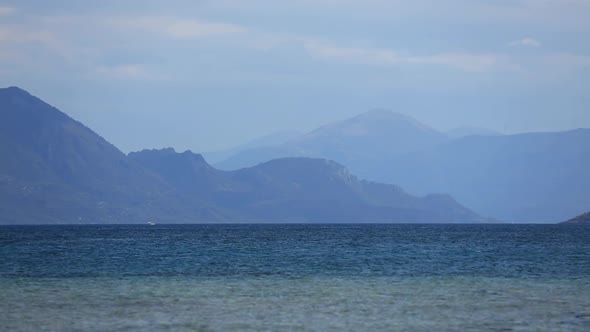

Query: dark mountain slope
[0,87,156,189]
[129,148,228,196]
[0,87,217,224]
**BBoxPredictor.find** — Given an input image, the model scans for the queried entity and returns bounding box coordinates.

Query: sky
[1,0,589,152]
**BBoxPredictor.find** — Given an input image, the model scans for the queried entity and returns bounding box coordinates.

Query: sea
[1,224,589,331]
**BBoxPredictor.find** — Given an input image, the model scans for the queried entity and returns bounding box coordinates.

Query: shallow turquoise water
[1,224,590,331]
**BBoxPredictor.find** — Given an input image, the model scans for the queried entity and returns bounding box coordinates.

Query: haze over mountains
[216,110,448,175]
[215,109,590,223]
[0,87,486,224]
[446,126,501,139]
[379,129,590,223]
[202,130,302,164]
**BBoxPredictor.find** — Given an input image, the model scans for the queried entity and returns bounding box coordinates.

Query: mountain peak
[302,109,444,142]
[131,147,204,157]
[0,85,67,122]
[129,148,212,170]
[156,147,177,154]
[0,86,31,96]
[216,108,449,171]
[350,109,441,133]
[356,108,413,120]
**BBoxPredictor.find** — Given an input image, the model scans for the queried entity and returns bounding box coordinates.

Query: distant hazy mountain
[562,211,590,224]
[377,130,590,223]
[202,130,302,164]
[215,109,589,223]
[216,109,448,176]
[446,126,501,138]
[0,87,484,224]
[131,149,487,223]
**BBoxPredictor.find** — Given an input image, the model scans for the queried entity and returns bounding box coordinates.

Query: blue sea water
[1,224,589,331]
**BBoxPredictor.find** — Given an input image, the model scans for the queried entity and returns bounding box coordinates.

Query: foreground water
[1,224,589,331]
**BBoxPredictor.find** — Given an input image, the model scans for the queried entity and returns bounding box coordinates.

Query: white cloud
[0,6,15,16]
[509,38,542,47]
[303,41,506,72]
[0,7,586,84]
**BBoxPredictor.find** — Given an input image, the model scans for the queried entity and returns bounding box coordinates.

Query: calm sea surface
[1,224,589,331]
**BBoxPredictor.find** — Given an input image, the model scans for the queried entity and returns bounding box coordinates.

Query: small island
[562,211,590,224]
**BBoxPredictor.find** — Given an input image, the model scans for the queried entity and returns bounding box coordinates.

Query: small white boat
[147,221,156,226]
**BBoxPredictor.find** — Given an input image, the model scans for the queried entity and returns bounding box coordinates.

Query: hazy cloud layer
[0,0,589,152]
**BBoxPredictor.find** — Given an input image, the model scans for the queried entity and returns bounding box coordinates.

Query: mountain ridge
[212,106,590,223]
[0,86,486,224]
[130,149,490,224]
[215,109,448,173]
[446,125,502,138]
[373,128,590,223]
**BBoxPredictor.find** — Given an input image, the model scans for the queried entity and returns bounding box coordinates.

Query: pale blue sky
[1,0,589,152]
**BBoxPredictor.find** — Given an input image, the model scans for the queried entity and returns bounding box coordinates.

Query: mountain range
[0,87,486,224]
[214,110,590,223]
[380,129,590,223]
[216,109,449,176]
